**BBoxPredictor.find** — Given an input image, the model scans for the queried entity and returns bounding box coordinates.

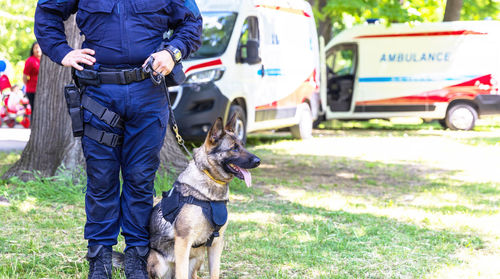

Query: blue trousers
[81,79,168,249]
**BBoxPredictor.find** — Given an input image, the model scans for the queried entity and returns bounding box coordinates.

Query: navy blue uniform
[34,0,202,250]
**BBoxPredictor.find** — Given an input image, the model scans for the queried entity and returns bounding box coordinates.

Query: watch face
[174,49,182,62]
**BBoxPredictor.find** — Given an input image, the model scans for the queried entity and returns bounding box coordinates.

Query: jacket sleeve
[34,0,79,65]
[166,0,203,60]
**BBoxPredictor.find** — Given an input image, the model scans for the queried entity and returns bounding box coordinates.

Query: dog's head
[201,114,260,186]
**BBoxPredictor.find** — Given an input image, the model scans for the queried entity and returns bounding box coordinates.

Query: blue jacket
[34,0,202,66]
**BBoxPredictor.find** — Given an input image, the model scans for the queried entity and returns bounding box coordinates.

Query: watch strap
[161,45,182,64]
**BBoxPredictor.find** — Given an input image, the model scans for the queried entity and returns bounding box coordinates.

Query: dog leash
[144,57,193,159]
[145,57,227,187]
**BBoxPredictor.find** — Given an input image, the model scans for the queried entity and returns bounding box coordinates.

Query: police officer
[34,0,202,278]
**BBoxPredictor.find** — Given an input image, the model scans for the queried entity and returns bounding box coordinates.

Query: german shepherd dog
[122,115,260,279]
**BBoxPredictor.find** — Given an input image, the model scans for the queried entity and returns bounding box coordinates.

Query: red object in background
[5,119,15,128]
[0,74,11,92]
[23,56,40,93]
[20,117,30,128]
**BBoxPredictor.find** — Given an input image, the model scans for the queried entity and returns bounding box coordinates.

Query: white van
[322,21,500,130]
[170,0,320,141]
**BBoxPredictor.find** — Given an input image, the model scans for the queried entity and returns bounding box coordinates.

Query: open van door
[234,15,268,139]
[324,44,358,115]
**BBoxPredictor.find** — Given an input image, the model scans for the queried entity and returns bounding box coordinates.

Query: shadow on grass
[249,148,500,209]
[225,182,483,279]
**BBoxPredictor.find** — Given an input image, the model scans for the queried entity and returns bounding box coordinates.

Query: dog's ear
[205,117,225,146]
[225,113,238,133]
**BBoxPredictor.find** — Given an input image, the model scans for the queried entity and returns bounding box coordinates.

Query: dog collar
[203,169,227,185]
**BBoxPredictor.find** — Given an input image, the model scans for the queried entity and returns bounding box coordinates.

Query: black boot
[86,245,112,279]
[124,246,149,279]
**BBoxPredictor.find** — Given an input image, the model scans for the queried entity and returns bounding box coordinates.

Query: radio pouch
[64,84,84,137]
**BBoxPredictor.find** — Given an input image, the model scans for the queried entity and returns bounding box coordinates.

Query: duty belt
[74,66,150,87]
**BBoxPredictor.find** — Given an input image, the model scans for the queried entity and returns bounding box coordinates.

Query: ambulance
[170,0,320,141]
[322,21,500,130]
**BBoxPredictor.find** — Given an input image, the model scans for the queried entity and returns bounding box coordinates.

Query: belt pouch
[165,63,186,87]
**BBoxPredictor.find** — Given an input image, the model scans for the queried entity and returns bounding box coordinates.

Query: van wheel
[445,103,478,131]
[290,103,313,140]
[228,105,247,144]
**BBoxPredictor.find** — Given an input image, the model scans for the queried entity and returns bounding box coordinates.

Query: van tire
[228,105,247,144]
[445,103,478,131]
[290,103,313,140]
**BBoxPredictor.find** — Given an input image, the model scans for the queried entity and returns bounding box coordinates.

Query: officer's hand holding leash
[142,50,174,76]
[61,48,96,71]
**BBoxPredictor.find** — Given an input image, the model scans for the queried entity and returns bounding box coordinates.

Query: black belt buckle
[99,131,120,147]
[101,108,120,127]
[121,69,136,84]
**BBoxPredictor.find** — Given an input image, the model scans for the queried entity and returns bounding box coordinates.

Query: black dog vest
[161,182,228,247]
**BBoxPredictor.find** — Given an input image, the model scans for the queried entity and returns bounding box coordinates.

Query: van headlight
[185,68,225,84]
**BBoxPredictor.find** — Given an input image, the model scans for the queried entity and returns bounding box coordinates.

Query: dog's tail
[112,251,125,270]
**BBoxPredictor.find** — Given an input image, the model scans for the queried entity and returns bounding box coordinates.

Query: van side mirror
[245,39,261,65]
[236,39,261,65]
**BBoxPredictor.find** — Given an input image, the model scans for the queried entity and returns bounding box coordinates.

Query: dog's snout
[251,156,261,167]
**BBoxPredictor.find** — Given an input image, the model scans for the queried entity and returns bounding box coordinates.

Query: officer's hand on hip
[61,49,96,71]
[142,50,174,76]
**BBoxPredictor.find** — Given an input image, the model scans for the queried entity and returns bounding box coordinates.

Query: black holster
[64,84,84,137]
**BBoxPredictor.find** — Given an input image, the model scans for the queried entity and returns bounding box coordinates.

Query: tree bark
[307,0,333,43]
[443,0,463,21]
[159,128,189,174]
[3,15,188,181]
[3,15,82,181]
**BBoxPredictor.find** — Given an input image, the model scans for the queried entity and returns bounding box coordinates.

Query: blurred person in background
[23,42,42,113]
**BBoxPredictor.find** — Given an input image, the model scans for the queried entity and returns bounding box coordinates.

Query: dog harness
[161,182,228,248]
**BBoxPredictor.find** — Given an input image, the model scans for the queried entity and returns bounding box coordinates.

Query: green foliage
[312,0,499,37]
[462,0,500,20]
[0,0,37,84]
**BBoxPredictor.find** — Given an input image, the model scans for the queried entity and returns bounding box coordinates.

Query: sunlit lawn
[1,119,500,278]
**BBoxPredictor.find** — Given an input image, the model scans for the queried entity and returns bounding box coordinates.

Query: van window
[327,45,357,77]
[332,49,354,76]
[237,16,260,62]
[189,12,238,60]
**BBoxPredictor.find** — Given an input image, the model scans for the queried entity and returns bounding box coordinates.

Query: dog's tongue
[239,167,252,187]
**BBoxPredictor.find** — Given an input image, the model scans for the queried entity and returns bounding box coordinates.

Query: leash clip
[172,124,184,145]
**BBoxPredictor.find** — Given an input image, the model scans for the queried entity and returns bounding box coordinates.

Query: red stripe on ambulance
[185,59,223,74]
[355,30,487,39]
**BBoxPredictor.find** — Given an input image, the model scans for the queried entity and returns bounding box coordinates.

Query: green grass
[1,124,500,278]
[317,118,500,132]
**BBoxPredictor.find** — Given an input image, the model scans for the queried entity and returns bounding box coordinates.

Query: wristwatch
[158,44,182,64]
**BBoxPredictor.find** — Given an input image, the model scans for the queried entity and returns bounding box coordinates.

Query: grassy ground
[1,120,499,278]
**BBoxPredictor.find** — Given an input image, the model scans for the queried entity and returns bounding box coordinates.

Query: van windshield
[188,12,238,60]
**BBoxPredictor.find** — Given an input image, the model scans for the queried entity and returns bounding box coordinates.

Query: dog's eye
[232,145,239,152]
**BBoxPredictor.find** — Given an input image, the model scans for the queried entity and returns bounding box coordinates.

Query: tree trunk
[159,129,189,174]
[3,15,188,181]
[307,0,333,43]
[443,0,463,21]
[3,15,82,181]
